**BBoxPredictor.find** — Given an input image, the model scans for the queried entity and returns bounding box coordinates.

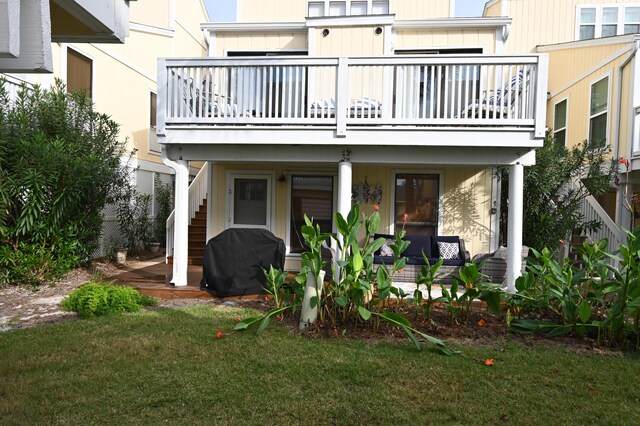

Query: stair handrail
[566,178,621,254]
[166,162,209,263]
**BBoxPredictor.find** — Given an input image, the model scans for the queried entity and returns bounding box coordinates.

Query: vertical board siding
[314,27,384,57]
[209,163,493,260]
[545,43,629,149]
[506,0,640,54]
[214,33,308,56]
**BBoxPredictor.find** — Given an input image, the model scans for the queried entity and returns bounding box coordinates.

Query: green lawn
[1,305,639,425]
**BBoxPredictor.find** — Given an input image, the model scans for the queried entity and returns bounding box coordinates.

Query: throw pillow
[380,240,394,256]
[437,241,461,260]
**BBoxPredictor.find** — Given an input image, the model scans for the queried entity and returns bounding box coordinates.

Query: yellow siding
[130,0,171,29]
[209,163,493,266]
[238,0,306,22]
[545,42,630,95]
[214,33,308,56]
[314,26,384,56]
[393,0,453,19]
[545,43,630,151]
[619,64,632,158]
[504,0,640,54]
[395,29,496,53]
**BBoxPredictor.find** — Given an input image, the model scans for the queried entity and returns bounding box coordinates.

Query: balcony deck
[157,54,548,147]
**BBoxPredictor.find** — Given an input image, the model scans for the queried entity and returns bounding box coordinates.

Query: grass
[1,305,639,425]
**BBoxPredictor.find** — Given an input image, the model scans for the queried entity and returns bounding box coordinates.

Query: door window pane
[234,179,267,226]
[290,176,333,253]
[395,174,439,236]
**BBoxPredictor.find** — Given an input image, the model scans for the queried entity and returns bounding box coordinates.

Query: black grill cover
[200,228,286,296]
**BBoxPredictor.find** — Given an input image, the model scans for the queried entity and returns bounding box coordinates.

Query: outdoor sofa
[372,234,469,285]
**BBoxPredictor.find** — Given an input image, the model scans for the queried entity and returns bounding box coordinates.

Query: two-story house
[158,0,549,291]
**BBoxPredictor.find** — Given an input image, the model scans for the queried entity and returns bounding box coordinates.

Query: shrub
[0,78,131,285]
[61,282,156,319]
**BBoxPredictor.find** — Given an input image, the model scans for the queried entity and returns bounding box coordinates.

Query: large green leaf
[358,306,371,321]
[578,300,592,323]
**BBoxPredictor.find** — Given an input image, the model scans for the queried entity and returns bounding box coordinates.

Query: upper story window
[589,76,609,147]
[578,4,640,40]
[308,0,389,18]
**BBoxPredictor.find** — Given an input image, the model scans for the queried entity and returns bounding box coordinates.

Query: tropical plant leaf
[358,305,371,321]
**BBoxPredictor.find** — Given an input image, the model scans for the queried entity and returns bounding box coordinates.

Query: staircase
[166,163,209,267]
[187,203,207,265]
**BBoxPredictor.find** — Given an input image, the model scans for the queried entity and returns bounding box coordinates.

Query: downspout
[161,145,189,286]
[613,37,640,232]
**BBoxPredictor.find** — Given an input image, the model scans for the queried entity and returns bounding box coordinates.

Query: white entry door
[228,173,273,230]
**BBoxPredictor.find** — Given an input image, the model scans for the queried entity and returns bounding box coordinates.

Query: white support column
[506,163,524,293]
[162,146,189,287]
[337,158,352,254]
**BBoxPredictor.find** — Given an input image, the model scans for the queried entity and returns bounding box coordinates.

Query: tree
[498,133,617,252]
[0,78,131,285]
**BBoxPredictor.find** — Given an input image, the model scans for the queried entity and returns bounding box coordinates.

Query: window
[66,49,92,97]
[553,99,567,147]
[307,0,389,17]
[394,174,439,236]
[290,176,334,253]
[589,76,609,147]
[577,4,640,40]
[625,7,640,34]
[150,92,157,128]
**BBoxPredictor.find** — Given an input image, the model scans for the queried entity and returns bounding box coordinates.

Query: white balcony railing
[157,55,548,137]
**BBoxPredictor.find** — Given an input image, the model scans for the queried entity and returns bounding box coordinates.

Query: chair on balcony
[310,97,381,118]
[459,70,527,119]
[179,72,251,119]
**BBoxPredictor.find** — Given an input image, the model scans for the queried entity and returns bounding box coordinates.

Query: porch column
[506,163,524,293]
[337,159,352,254]
[162,146,189,287]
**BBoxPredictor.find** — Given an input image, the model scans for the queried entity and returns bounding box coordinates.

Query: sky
[203,0,489,22]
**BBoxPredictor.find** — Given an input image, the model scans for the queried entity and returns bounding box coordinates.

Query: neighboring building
[2,0,210,256]
[158,0,550,290]
[483,0,640,245]
[0,0,135,72]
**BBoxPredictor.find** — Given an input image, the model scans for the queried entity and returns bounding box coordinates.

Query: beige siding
[393,0,453,19]
[503,0,640,54]
[545,43,630,151]
[483,0,503,17]
[545,42,630,95]
[395,29,496,53]
[314,26,384,56]
[619,64,633,158]
[209,163,493,268]
[238,0,306,22]
[130,0,171,29]
[213,33,308,56]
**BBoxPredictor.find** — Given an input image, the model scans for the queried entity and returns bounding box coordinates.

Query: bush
[60,282,156,319]
[0,78,131,285]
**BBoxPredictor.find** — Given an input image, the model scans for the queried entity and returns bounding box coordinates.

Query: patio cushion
[437,241,461,260]
[404,235,432,258]
[432,236,461,258]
